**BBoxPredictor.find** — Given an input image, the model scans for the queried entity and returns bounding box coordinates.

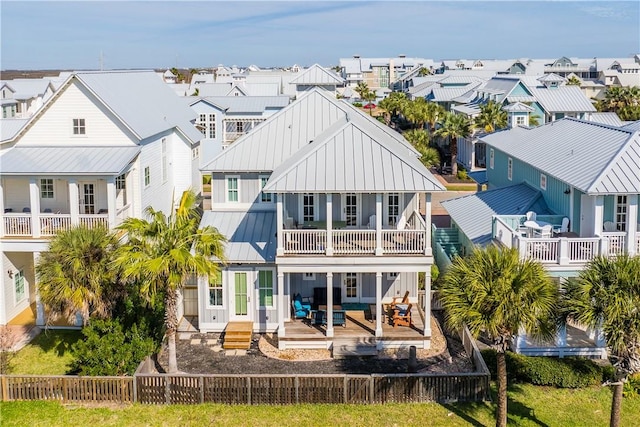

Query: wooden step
[332,338,378,358]
[222,321,253,350]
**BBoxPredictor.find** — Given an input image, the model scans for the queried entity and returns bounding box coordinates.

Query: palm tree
[566,75,582,86]
[563,255,640,427]
[36,225,121,325]
[424,101,445,134]
[355,82,370,101]
[417,67,431,77]
[363,89,377,116]
[378,92,407,122]
[475,101,508,133]
[402,98,430,129]
[402,129,440,168]
[435,112,472,176]
[439,246,558,427]
[115,190,226,373]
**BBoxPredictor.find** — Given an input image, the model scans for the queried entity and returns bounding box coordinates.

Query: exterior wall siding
[2,252,35,324]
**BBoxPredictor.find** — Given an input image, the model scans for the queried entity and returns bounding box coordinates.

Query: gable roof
[289,64,344,85]
[201,88,418,172]
[195,96,290,114]
[0,79,54,100]
[481,118,640,194]
[0,118,29,142]
[527,85,596,113]
[441,183,551,245]
[263,117,444,193]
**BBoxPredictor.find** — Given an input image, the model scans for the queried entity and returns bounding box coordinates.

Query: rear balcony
[493,215,640,266]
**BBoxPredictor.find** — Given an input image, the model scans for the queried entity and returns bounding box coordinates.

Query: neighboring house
[288,64,345,97]
[454,73,596,171]
[0,70,203,327]
[197,88,445,351]
[0,79,55,119]
[436,118,640,358]
[339,55,435,89]
[188,95,291,169]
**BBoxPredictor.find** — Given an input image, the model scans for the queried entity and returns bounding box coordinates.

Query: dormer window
[73,118,86,135]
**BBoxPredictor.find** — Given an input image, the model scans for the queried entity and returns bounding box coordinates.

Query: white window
[198,114,207,136]
[259,176,272,203]
[192,146,200,159]
[208,271,223,306]
[345,272,357,298]
[615,195,627,232]
[144,166,151,187]
[387,272,399,280]
[208,114,216,138]
[72,118,86,135]
[14,269,25,303]
[258,270,273,307]
[303,273,316,281]
[507,157,513,181]
[116,174,127,205]
[387,193,400,226]
[489,149,494,169]
[236,121,244,133]
[540,174,547,190]
[40,179,54,199]
[161,138,168,183]
[515,116,525,126]
[226,176,239,202]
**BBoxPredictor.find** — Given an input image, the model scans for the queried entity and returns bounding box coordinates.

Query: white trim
[342,272,360,302]
[144,166,151,187]
[507,157,513,181]
[387,272,399,280]
[206,270,224,309]
[298,192,318,224]
[341,193,361,227]
[14,268,26,305]
[302,272,316,281]
[257,269,275,309]
[259,175,273,204]
[225,175,240,203]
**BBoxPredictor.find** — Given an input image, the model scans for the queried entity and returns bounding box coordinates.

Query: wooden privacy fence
[0,375,133,403]
[134,373,490,405]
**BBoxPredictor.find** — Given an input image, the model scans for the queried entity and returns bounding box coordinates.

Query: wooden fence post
[132,374,138,403]
[165,376,171,405]
[369,376,375,403]
[246,377,251,405]
[1,376,7,401]
[343,376,348,404]
[62,377,68,402]
[199,376,204,403]
[294,376,299,404]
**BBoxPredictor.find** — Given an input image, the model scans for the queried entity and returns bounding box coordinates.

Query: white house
[0,70,203,327]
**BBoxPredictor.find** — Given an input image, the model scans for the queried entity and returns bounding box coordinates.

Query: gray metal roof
[588,112,624,127]
[527,86,596,113]
[537,73,566,83]
[0,146,140,175]
[199,96,290,114]
[622,120,640,131]
[503,102,534,113]
[480,118,640,194]
[289,64,344,85]
[263,118,444,193]
[193,83,234,97]
[72,71,202,142]
[202,88,421,174]
[0,79,53,98]
[429,86,476,102]
[441,183,551,245]
[0,119,28,142]
[506,95,537,103]
[199,210,276,263]
[451,104,481,115]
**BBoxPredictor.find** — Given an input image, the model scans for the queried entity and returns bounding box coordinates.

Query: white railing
[79,214,109,229]
[493,216,519,248]
[3,214,32,236]
[603,232,626,256]
[40,214,72,236]
[333,230,376,254]
[283,230,326,254]
[523,239,559,263]
[382,230,424,254]
[567,238,600,262]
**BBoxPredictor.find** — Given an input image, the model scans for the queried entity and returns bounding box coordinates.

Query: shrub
[624,373,640,398]
[70,319,157,376]
[353,102,363,107]
[481,349,611,388]
[202,175,212,185]
[456,168,468,181]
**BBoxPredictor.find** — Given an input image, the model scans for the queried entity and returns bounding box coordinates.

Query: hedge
[481,349,614,388]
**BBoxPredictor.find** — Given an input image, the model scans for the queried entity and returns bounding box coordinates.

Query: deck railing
[333,229,376,254]
[79,214,109,229]
[39,214,72,236]
[2,213,110,237]
[3,214,32,236]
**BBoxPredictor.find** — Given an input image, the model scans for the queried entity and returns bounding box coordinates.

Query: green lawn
[1,384,639,426]
[6,329,82,375]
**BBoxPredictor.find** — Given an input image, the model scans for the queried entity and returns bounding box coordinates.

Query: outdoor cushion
[294,300,303,311]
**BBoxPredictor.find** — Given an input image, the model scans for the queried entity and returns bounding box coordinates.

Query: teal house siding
[530,102,546,123]
[572,190,583,235]
[603,195,615,223]
[508,82,532,97]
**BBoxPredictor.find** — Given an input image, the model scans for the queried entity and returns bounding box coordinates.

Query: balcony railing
[493,215,639,265]
[2,213,109,237]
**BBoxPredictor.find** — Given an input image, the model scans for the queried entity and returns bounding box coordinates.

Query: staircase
[332,338,378,358]
[222,321,253,350]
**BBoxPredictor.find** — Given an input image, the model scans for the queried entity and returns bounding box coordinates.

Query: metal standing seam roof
[440,183,551,246]
[263,118,445,193]
[0,79,53,98]
[429,86,478,102]
[0,119,29,142]
[0,146,140,175]
[289,64,345,85]
[72,71,202,143]
[200,96,290,114]
[622,121,640,132]
[527,86,596,113]
[199,210,276,263]
[588,113,624,127]
[480,118,640,194]
[502,102,534,113]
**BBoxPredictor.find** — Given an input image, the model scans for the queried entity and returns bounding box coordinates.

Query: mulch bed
[156,313,474,375]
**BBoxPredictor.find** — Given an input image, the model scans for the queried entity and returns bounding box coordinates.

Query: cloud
[581,5,632,20]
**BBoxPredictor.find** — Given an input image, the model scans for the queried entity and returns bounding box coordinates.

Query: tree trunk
[165,288,179,373]
[451,137,458,177]
[610,381,623,427]
[496,351,508,427]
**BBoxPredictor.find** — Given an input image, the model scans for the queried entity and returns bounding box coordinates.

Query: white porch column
[106,177,117,229]
[29,179,41,237]
[276,194,284,256]
[277,272,285,339]
[69,180,80,225]
[556,323,567,358]
[33,252,45,326]
[558,238,570,265]
[424,193,432,256]
[375,272,382,337]
[0,180,5,237]
[326,194,333,256]
[0,257,6,324]
[423,268,431,338]
[626,196,638,255]
[375,194,383,256]
[593,195,604,237]
[326,272,334,338]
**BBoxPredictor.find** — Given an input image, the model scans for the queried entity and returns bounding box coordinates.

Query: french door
[231,272,252,320]
[79,182,96,214]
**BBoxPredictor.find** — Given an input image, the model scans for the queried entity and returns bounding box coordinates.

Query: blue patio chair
[291,293,311,320]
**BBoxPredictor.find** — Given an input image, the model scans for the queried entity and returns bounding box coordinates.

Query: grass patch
[445,184,477,191]
[7,329,82,375]
[2,384,640,426]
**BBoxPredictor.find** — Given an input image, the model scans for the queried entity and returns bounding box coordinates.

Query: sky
[1,1,639,70]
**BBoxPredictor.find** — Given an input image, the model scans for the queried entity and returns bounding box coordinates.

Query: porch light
[564,188,571,195]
